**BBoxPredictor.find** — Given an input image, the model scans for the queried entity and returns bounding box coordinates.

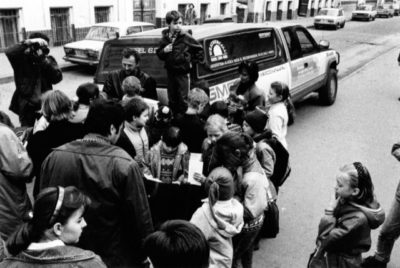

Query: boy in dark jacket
[156,10,204,116]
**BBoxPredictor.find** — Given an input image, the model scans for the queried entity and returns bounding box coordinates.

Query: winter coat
[156,29,204,74]
[267,102,288,149]
[39,135,154,267]
[191,199,244,268]
[144,140,189,182]
[317,199,385,257]
[6,43,62,117]
[230,80,265,111]
[103,68,157,100]
[238,155,269,223]
[26,119,85,197]
[0,124,33,241]
[0,243,106,268]
[391,142,400,202]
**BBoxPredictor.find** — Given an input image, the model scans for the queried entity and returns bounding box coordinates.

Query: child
[0,186,106,267]
[70,82,99,124]
[174,87,209,153]
[145,126,189,184]
[143,220,209,268]
[147,104,173,145]
[267,81,295,149]
[156,10,204,116]
[116,97,151,168]
[191,167,244,268]
[309,162,385,267]
[120,76,143,107]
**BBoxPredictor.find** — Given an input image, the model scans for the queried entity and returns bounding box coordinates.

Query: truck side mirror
[319,40,330,49]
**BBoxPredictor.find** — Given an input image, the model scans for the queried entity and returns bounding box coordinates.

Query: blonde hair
[187,88,209,109]
[205,114,228,133]
[41,90,72,122]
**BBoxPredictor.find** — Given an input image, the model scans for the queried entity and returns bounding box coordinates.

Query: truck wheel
[319,69,338,105]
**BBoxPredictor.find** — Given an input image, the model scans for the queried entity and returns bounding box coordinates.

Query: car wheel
[336,23,340,30]
[369,16,372,21]
[341,22,345,28]
[319,68,338,106]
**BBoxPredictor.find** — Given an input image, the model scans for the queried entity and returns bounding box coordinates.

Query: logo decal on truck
[209,40,228,62]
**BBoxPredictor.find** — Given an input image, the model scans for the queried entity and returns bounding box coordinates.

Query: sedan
[314,8,346,30]
[377,4,395,18]
[63,21,155,66]
[352,4,377,21]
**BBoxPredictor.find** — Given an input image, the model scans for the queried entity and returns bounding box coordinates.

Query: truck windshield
[85,26,119,41]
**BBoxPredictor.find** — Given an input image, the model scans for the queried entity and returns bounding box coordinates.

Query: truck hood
[64,40,104,51]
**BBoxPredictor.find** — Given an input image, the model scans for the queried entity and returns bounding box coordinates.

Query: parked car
[376,4,395,18]
[63,21,155,66]
[203,15,234,23]
[314,8,346,29]
[95,23,340,106]
[351,4,377,21]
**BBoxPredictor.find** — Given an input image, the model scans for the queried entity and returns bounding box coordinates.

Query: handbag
[307,245,327,268]
[259,180,279,238]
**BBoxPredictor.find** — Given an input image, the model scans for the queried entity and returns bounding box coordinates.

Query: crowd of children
[0,8,393,268]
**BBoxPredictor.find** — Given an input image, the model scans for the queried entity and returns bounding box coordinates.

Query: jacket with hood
[156,29,204,74]
[0,124,33,241]
[317,199,385,257]
[191,199,244,268]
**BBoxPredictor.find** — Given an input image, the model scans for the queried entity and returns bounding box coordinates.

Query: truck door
[282,26,325,99]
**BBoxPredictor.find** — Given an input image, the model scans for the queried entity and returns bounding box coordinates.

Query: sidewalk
[0,16,318,85]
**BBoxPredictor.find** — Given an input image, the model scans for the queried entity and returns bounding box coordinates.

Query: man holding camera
[6,33,63,127]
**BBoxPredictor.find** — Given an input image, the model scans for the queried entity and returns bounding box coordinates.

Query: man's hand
[164,44,173,53]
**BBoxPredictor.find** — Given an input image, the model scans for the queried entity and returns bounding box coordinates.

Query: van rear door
[94,36,166,87]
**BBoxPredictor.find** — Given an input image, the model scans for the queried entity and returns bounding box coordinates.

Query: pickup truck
[95,22,340,106]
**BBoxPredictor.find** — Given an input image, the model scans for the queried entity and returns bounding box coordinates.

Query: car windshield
[319,9,338,16]
[85,26,119,41]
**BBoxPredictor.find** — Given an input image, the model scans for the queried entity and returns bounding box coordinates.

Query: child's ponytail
[6,222,39,255]
[353,162,374,204]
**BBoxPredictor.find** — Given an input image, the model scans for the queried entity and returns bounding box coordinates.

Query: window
[142,25,155,31]
[201,29,279,73]
[220,3,227,15]
[95,7,110,23]
[295,29,317,55]
[50,8,71,46]
[283,28,301,59]
[85,26,118,41]
[0,9,19,49]
[127,26,141,35]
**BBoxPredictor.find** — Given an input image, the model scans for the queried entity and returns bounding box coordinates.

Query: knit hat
[244,108,268,133]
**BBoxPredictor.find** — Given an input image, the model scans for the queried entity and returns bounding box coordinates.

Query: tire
[319,69,338,105]
[335,23,340,30]
[341,21,345,28]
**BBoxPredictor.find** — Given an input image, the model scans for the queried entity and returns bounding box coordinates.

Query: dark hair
[339,162,374,204]
[209,101,229,118]
[122,48,140,64]
[76,83,99,106]
[143,220,209,268]
[28,32,50,43]
[210,132,253,172]
[166,10,183,24]
[270,81,290,101]
[238,60,259,84]
[162,126,182,148]
[85,99,124,136]
[6,186,90,255]
[124,98,149,122]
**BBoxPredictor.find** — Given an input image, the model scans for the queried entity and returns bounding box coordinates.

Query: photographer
[6,33,62,127]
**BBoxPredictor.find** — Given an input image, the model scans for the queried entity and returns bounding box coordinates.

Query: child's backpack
[258,135,291,190]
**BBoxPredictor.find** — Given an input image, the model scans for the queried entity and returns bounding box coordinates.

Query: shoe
[361,256,387,268]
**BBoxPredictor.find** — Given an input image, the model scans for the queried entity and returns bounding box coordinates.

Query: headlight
[86,49,99,59]
[64,47,74,55]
